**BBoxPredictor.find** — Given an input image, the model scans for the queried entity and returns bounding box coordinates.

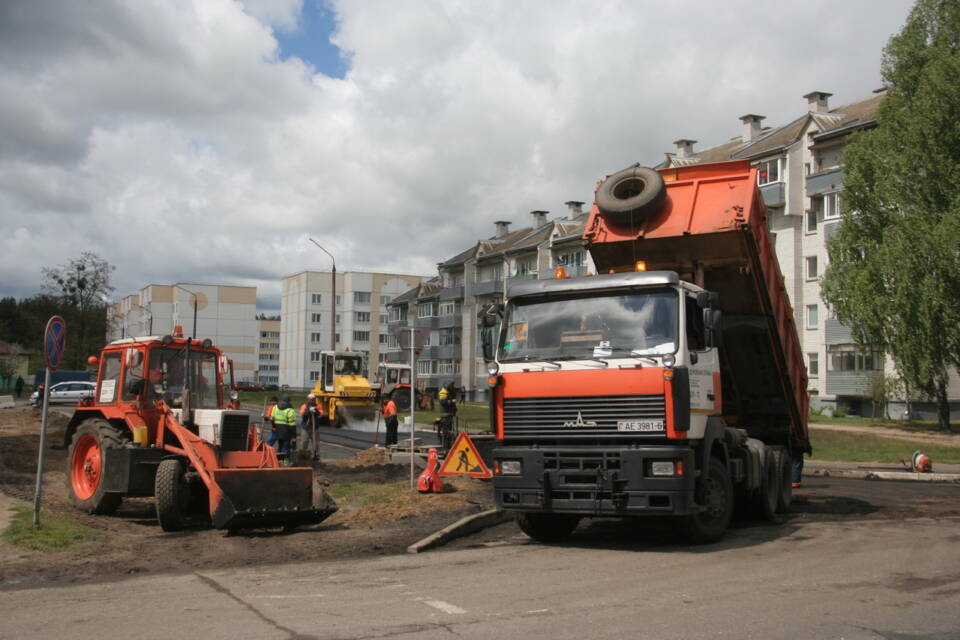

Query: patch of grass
[809,414,954,433]
[327,482,405,508]
[810,428,960,464]
[403,402,491,432]
[2,505,99,552]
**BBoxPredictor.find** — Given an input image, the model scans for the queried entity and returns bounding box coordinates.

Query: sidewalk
[806,459,960,483]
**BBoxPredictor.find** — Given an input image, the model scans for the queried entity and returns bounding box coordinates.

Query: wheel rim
[703,476,726,520]
[71,433,102,500]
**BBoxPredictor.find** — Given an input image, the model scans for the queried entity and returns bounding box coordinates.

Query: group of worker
[262,394,323,463]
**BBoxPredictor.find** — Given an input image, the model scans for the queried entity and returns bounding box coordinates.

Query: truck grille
[503,394,666,436]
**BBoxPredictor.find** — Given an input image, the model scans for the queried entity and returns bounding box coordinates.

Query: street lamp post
[309,239,336,352]
[174,285,199,338]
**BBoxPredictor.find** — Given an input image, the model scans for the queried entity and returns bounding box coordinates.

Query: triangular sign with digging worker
[438,432,492,479]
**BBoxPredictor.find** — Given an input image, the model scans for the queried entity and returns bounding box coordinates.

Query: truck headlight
[486,362,500,376]
[661,353,676,368]
[499,460,522,475]
[650,461,676,476]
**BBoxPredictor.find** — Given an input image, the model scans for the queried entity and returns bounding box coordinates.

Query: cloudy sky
[0,0,914,313]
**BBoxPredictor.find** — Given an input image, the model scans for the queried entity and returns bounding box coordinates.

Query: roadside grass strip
[327,482,405,508]
[811,428,960,464]
[2,505,99,552]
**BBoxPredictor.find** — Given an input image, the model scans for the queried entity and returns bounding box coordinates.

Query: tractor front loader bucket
[209,468,338,530]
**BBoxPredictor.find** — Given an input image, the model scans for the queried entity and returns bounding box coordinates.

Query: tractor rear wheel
[155,459,189,532]
[66,419,125,515]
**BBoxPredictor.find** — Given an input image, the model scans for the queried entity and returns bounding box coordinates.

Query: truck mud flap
[209,468,338,530]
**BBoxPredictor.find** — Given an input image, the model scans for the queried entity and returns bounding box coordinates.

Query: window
[379,295,392,304]
[336,295,341,305]
[514,257,537,276]
[476,263,502,282]
[389,306,406,322]
[379,314,388,324]
[353,331,370,342]
[311,294,322,304]
[417,360,436,376]
[335,333,340,344]
[309,351,320,362]
[260,331,280,339]
[418,302,437,318]
[259,342,279,350]
[806,256,818,280]
[808,353,819,377]
[439,328,461,345]
[438,359,461,375]
[309,371,319,381]
[336,314,340,324]
[806,305,818,329]
[806,208,818,233]
[555,251,584,267]
[439,301,460,316]
[354,292,371,304]
[379,334,390,344]
[311,332,321,343]
[686,296,705,351]
[757,158,782,185]
[355,311,370,323]
[829,350,882,372]
[259,354,278,361]
[824,192,840,219]
[311,313,322,323]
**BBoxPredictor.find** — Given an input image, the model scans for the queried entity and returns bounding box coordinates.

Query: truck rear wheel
[66,419,125,515]
[676,457,733,544]
[516,512,580,543]
[770,446,792,513]
[596,164,666,225]
[750,449,780,521]
[155,459,189,532]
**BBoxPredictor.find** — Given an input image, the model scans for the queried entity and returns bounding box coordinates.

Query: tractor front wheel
[66,419,125,515]
[155,459,189,532]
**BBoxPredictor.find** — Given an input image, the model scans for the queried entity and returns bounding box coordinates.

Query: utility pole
[309,239,336,352]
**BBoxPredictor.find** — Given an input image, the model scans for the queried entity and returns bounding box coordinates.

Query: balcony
[471,280,503,296]
[438,286,464,301]
[826,370,876,397]
[806,167,843,196]
[434,344,460,360]
[759,182,785,207]
[437,314,462,328]
[825,317,854,345]
[415,316,438,329]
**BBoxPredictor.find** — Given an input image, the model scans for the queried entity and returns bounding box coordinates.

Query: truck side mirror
[697,291,720,309]
[704,309,722,348]
[478,303,503,328]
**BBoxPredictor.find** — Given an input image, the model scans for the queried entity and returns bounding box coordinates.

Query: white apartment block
[279,271,425,390]
[108,283,259,383]
[257,318,280,386]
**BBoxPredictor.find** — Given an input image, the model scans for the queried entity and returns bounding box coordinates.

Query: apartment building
[107,283,259,383]
[385,203,594,400]
[659,89,958,418]
[279,271,425,390]
[257,318,280,387]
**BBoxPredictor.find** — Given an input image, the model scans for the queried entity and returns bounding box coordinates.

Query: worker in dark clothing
[14,376,24,398]
[299,394,323,459]
[382,396,399,447]
[272,395,297,464]
[264,395,279,446]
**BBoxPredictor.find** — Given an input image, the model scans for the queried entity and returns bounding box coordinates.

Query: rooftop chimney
[530,210,548,228]
[494,220,511,239]
[803,91,832,113]
[739,114,766,143]
[673,139,697,159]
[565,201,584,216]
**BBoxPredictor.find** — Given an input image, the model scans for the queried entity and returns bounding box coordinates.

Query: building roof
[0,340,30,356]
[660,91,883,168]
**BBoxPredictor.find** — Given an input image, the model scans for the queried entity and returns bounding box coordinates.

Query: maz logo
[562,411,597,428]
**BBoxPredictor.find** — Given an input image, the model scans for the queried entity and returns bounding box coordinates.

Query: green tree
[41,252,115,368]
[821,0,960,432]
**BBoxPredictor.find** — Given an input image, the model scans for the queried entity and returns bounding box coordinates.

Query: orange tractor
[63,327,337,532]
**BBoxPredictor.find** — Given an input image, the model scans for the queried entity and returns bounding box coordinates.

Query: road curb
[407,508,513,554]
[809,468,960,483]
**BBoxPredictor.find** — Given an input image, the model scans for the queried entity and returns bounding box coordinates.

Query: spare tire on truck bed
[595,164,666,225]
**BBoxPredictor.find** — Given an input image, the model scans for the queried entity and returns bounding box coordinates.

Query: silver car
[30,381,96,406]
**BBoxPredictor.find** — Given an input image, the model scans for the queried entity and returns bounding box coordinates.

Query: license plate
[617,420,664,432]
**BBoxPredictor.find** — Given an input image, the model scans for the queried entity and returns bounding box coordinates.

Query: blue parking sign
[44,316,67,371]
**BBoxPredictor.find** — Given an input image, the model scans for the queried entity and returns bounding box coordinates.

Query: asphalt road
[3,476,958,640]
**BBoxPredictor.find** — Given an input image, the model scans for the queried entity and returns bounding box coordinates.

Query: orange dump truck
[480,160,809,543]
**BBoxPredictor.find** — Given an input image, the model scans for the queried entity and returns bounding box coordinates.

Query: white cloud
[0,0,913,311]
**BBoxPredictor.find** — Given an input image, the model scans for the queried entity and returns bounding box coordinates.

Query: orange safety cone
[417,448,444,493]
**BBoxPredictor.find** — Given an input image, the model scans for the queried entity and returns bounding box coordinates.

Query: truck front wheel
[676,457,733,544]
[516,512,581,543]
[66,419,125,515]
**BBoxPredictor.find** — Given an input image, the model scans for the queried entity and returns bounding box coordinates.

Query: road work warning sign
[438,432,492,479]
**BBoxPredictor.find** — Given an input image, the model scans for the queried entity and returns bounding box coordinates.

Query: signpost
[390,325,431,487]
[34,316,66,526]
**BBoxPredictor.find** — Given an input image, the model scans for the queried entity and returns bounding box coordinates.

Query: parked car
[30,381,96,407]
[235,383,265,392]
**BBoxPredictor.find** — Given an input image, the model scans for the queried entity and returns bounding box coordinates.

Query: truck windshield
[500,288,678,361]
[148,347,220,409]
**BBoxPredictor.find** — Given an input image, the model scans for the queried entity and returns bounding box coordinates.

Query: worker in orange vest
[382,395,399,447]
[299,394,323,459]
